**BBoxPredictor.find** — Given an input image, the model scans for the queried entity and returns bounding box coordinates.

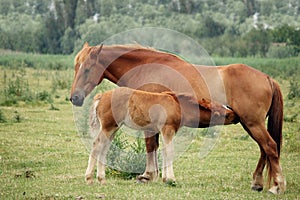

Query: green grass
[0,54,299,199]
[214,56,300,79]
[0,104,299,199]
[0,49,73,70]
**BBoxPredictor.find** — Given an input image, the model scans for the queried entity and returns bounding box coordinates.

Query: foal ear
[83,42,89,48]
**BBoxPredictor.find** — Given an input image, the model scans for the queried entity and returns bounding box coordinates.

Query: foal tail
[89,94,102,137]
[266,79,283,185]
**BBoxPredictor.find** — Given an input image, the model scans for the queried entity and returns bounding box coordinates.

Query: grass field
[0,53,299,199]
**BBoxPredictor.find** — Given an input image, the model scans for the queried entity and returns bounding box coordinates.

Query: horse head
[70,43,104,106]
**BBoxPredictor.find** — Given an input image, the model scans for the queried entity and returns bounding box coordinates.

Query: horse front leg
[137,132,159,183]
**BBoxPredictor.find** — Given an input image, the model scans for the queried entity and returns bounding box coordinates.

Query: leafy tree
[244,0,256,17]
[0,0,299,56]
[169,0,202,14]
[201,16,226,38]
[271,24,300,46]
[244,26,271,57]
[63,0,78,29]
[61,27,76,54]
[0,0,12,15]
[42,12,64,54]
[75,0,89,25]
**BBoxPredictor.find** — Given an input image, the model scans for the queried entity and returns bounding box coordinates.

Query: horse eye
[84,68,90,74]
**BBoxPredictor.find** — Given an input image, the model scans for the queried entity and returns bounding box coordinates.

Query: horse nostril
[70,95,78,103]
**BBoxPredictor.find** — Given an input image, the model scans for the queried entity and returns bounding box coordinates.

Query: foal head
[70,43,103,106]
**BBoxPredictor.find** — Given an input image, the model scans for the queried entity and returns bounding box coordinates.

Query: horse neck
[100,47,172,85]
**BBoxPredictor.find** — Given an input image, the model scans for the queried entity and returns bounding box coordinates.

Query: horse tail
[266,79,283,186]
[89,94,102,137]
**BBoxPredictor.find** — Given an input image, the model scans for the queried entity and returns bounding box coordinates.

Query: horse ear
[95,44,103,60]
[97,44,103,55]
[83,42,89,48]
[90,44,103,60]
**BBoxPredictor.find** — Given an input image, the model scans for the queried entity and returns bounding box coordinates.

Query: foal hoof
[136,175,150,184]
[165,180,177,187]
[97,177,106,185]
[251,185,263,192]
[85,177,94,185]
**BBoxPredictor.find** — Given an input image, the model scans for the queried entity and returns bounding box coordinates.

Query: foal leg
[96,129,116,184]
[244,123,285,194]
[85,128,115,185]
[161,126,176,183]
[137,132,159,183]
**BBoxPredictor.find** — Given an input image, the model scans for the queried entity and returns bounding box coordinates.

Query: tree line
[0,0,299,57]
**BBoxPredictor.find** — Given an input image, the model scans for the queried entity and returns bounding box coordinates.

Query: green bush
[106,131,146,179]
[3,76,33,105]
[0,109,7,123]
[0,53,73,70]
[0,69,54,106]
[288,77,300,99]
[267,45,299,58]
[36,90,53,103]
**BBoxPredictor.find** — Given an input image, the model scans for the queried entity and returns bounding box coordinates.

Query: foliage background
[0,0,299,57]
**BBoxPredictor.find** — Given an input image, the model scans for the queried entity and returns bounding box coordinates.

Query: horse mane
[74,45,94,65]
[75,42,187,70]
[104,43,158,52]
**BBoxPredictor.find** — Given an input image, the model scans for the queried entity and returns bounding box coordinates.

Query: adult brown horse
[70,42,285,194]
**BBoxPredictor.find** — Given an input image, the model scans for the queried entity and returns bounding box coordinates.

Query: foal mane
[163,92,232,116]
[163,92,211,111]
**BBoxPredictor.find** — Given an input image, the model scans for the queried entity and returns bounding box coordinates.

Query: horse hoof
[251,185,263,192]
[136,175,150,184]
[268,186,281,195]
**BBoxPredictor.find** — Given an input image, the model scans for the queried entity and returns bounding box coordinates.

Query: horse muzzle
[70,90,85,106]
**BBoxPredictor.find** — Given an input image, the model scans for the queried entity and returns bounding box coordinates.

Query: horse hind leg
[251,145,266,192]
[243,123,285,194]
